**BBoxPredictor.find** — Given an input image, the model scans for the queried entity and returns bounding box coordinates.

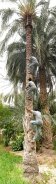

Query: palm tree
[1,0,56,171]
[0,0,44,174]
[33,2,56,148]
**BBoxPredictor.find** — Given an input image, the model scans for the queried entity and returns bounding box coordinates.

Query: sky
[0,0,56,96]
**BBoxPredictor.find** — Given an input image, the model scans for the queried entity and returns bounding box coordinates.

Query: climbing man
[27,108,43,140]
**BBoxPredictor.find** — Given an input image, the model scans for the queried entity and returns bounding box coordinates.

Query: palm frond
[40,0,50,31]
[37,0,49,7]
[47,28,56,42]
[8,42,19,53]
[50,6,56,17]
[46,17,56,34]
[49,63,56,77]
[1,9,15,28]
[19,0,38,18]
[6,40,26,84]
[0,19,19,53]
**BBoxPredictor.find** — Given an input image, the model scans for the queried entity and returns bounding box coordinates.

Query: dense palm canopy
[32,1,56,149]
[0,0,48,52]
[0,0,43,174]
[0,1,56,85]
[33,2,56,91]
[0,0,56,175]
[6,41,26,86]
[6,1,56,92]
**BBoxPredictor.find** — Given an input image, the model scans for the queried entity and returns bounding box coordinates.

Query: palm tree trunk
[23,15,38,175]
[39,65,52,149]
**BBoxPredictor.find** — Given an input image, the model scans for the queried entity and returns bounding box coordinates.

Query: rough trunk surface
[39,66,53,149]
[23,17,38,175]
[42,115,53,149]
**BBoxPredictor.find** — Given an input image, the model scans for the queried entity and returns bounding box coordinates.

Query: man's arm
[26,108,36,115]
[26,108,41,116]
[26,108,32,113]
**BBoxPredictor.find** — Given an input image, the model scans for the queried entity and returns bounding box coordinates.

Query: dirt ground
[8,148,56,165]
[5,147,56,184]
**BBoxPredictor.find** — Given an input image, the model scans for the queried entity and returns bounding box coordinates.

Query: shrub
[0,94,24,147]
[0,129,3,143]
[50,102,56,115]
[3,120,16,146]
[12,134,24,151]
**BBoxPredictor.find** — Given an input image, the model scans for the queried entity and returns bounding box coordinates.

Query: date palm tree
[1,0,56,172]
[34,2,56,148]
[0,0,46,174]
[1,0,56,152]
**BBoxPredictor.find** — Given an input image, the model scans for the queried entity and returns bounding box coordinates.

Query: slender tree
[34,2,56,148]
[18,0,39,174]
[0,0,43,174]
[0,0,56,171]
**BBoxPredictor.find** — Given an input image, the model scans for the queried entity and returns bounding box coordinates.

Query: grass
[0,144,56,184]
[42,172,51,183]
[0,145,29,184]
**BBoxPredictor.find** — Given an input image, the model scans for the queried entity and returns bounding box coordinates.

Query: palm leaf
[49,63,56,77]
[36,0,49,9]
[50,6,56,17]
[6,40,26,84]
[1,9,15,28]
[0,19,20,53]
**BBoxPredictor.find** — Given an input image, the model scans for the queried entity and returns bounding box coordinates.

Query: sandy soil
[5,147,56,184]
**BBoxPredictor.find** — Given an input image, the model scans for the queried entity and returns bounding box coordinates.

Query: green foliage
[13,92,25,134]
[48,95,56,140]
[0,0,56,94]
[2,9,15,28]
[50,102,56,115]
[34,2,56,92]
[3,120,16,146]
[0,93,24,147]
[0,103,13,128]
[12,134,24,151]
[7,41,26,85]
[0,103,16,146]
[0,145,29,184]
[42,172,51,183]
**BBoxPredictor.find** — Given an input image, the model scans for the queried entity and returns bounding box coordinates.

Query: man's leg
[31,120,43,125]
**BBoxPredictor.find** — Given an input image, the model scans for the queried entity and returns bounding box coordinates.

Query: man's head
[28,78,32,81]
[34,107,38,111]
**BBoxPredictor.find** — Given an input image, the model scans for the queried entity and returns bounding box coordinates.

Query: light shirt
[31,110,42,122]
[28,81,36,89]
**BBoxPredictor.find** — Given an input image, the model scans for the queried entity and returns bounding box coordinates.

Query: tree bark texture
[23,16,38,175]
[39,65,52,149]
